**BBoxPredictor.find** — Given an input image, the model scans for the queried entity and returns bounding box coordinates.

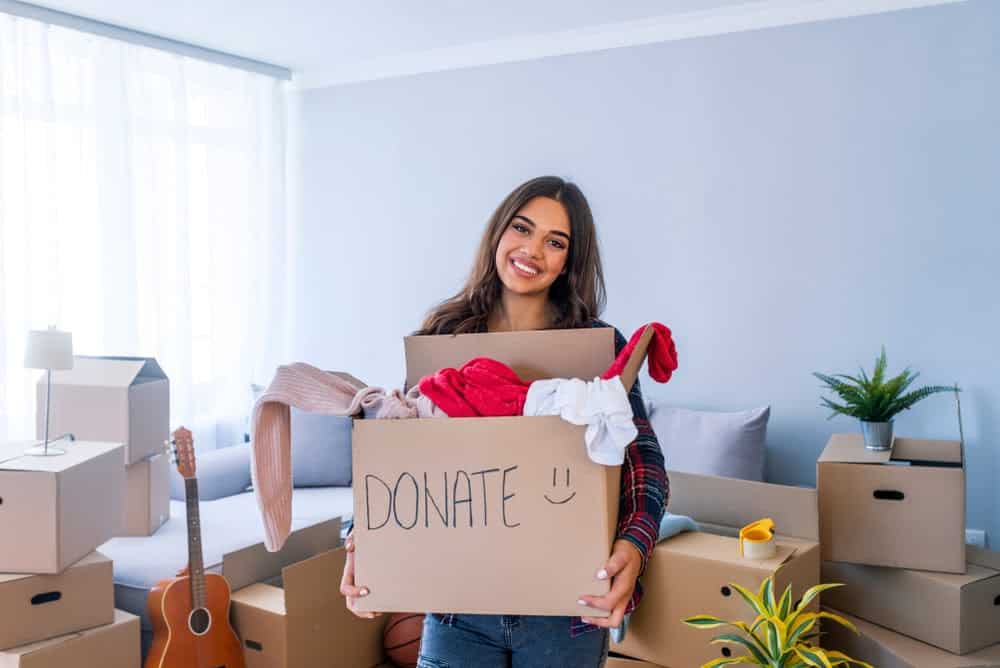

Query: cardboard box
[818,432,965,573]
[0,609,140,668]
[353,327,619,617]
[0,552,113,650]
[231,546,389,668]
[822,546,1000,654]
[0,441,125,573]
[37,356,169,465]
[120,451,170,537]
[613,471,821,668]
[822,607,1000,668]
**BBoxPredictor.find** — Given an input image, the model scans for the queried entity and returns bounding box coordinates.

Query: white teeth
[512,259,539,275]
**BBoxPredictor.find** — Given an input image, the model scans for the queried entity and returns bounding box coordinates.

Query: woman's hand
[577,539,643,628]
[339,534,381,619]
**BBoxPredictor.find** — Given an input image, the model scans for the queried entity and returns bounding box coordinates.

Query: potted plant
[813,347,956,450]
[684,576,872,667]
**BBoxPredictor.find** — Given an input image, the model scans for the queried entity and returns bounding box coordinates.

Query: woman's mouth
[510,256,541,278]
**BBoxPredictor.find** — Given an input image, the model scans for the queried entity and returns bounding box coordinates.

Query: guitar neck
[184,477,207,609]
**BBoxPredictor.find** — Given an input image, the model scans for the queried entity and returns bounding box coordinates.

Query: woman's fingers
[339,543,379,618]
[580,599,627,628]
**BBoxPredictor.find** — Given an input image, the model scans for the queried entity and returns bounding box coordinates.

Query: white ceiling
[22,0,966,87]
[28,1,743,70]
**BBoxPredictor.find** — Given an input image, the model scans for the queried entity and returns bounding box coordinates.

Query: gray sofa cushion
[169,442,251,501]
[649,404,770,481]
[290,409,353,487]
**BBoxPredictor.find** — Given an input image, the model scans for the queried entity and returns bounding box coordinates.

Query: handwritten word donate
[365,466,521,530]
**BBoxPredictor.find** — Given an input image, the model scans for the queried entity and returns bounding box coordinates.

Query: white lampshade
[24,328,74,370]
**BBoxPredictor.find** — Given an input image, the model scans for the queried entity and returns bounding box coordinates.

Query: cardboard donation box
[120,451,170,537]
[0,552,113,650]
[0,609,140,668]
[822,607,1000,668]
[0,441,125,573]
[38,356,169,465]
[231,547,389,668]
[822,546,1000,654]
[614,471,821,668]
[353,327,619,616]
[818,433,965,573]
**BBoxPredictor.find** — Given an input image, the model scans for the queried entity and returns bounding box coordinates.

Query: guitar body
[145,572,245,668]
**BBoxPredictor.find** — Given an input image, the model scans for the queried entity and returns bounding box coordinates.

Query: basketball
[383,613,425,668]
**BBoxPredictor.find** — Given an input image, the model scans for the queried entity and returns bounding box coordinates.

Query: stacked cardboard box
[37,356,172,537]
[816,432,1000,662]
[0,441,139,665]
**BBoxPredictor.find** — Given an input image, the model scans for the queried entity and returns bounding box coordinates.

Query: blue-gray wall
[289,1,999,545]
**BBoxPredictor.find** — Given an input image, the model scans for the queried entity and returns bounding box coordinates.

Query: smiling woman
[339,176,669,668]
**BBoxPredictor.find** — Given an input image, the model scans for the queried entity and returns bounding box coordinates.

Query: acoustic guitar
[145,427,246,668]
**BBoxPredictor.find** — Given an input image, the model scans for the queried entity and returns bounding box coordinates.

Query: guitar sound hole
[188,608,211,635]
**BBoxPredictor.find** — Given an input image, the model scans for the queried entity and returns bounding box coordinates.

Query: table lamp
[24,327,73,456]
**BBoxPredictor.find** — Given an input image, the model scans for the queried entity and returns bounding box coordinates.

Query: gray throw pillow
[649,404,769,481]
[289,408,353,487]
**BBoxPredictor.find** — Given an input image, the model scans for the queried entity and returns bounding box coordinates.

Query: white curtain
[0,14,287,449]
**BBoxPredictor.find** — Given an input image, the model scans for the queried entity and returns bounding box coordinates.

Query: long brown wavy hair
[416,176,606,335]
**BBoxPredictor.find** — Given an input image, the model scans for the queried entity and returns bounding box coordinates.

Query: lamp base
[23,443,67,457]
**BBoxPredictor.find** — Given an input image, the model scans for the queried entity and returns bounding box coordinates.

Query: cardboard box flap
[663,532,798,571]
[47,356,164,388]
[222,518,340,591]
[891,436,963,465]
[281,549,341,616]
[619,324,654,392]
[818,433,894,464]
[968,546,1000,571]
[404,327,614,389]
[231,582,286,614]
[0,441,123,472]
[667,470,819,541]
[820,433,963,465]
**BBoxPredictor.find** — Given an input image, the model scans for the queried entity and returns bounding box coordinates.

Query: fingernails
[577,599,587,606]
[596,569,608,580]
[360,587,369,596]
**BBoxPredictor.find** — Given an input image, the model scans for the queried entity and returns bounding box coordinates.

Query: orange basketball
[383,613,425,668]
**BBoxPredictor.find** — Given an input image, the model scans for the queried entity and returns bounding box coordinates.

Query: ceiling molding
[294,0,966,90]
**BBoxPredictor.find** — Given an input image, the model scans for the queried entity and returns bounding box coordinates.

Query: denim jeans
[418,613,609,668]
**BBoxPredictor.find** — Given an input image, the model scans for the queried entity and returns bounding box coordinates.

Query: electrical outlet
[965,529,987,549]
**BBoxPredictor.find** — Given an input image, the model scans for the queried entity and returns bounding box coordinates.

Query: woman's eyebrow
[514,214,571,241]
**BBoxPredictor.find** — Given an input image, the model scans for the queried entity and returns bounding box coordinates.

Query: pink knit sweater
[250,363,443,551]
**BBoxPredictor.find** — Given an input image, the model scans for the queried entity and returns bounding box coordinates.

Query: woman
[340,176,668,667]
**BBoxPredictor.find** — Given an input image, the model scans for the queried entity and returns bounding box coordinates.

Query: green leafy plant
[683,576,872,667]
[813,347,956,422]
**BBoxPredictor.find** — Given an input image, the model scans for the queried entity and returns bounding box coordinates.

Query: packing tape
[739,518,776,560]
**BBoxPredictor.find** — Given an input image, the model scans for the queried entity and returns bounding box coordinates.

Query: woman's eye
[548,239,566,250]
[512,223,528,234]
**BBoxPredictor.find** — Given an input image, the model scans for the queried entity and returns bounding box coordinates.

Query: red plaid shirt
[569,319,669,637]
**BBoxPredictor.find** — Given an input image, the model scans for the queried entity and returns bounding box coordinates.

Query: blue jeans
[418,613,609,668]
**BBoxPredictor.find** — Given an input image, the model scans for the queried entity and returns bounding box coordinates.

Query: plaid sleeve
[611,327,669,616]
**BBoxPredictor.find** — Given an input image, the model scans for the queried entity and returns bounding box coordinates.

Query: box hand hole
[31,591,62,605]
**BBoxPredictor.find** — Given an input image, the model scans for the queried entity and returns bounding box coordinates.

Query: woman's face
[494,196,571,299]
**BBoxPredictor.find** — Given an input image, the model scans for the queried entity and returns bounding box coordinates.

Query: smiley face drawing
[544,467,577,505]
